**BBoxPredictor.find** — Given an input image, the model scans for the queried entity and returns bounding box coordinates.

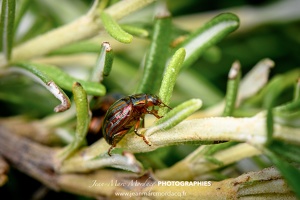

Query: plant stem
[0,125,58,189]
[85,113,300,154]
[0,125,296,199]
[8,11,99,64]
[155,143,260,180]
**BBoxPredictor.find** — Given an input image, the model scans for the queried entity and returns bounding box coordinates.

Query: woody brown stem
[0,125,58,190]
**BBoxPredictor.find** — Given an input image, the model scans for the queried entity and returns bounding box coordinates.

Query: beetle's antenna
[162,103,172,110]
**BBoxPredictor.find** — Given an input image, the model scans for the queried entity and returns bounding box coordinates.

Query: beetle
[102,94,171,156]
[87,93,124,145]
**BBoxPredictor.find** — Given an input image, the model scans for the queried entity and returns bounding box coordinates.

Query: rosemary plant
[0,0,299,199]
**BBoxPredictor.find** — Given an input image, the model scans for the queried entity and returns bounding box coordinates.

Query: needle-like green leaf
[158,48,186,115]
[265,149,300,199]
[14,62,106,96]
[10,63,71,112]
[58,82,90,161]
[146,98,202,136]
[14,0,30,31]
[0,0,16,61]
[90,42,114,82]
[137,13,172,94]
[179,13,239,69]
[223,61,241,116]
[100,11,133,44]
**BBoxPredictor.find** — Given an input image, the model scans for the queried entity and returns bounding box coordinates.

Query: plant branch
[115,113,299,153]
[76,112,299,163]
[0,124,296,199]
[0,125,58,189]
[155,143,260,180]
[0,117,61,145]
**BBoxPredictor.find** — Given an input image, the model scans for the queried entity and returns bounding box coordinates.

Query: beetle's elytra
[102,94,171,156]
[87,93,123,145]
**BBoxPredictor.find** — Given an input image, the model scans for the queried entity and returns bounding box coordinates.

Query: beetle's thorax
[130,94,161,108]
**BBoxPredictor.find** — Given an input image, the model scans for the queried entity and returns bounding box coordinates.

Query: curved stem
[85,113,299,155]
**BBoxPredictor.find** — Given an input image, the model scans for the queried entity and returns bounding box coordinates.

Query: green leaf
[120,24,149,38]
[246,69,300,108]
[14,0,30,31]
[148,98,202,134]
[268,140,300,163]
[204,156,224,166]
[137,15,172,94]
[10,63,71,112]
[265,149,300,199]
[223,61,241,116]
[90,42,114,82]
[179,13,239,69]
[0,75,57,116]
[73,82,90,146]
[203,142,238,156]
[58,82,90,161]
[14,62,106,96]
[0,0,16,61]
[100,11,133,44]
[158,48,186,115]
[274,85,300,127]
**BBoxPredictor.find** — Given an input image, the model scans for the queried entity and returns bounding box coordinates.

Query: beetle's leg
[147,109,162,119]
[134,118,141,134]
[107,145,115,156]
[108,130,128,156]
[134,119,151,146]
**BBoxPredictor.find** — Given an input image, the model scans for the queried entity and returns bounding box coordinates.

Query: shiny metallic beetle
[87,93,124,145]
[102,94,171,156]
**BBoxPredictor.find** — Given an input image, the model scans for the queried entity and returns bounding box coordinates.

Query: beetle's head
[143,94,159,106]
[147,94,171,109]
